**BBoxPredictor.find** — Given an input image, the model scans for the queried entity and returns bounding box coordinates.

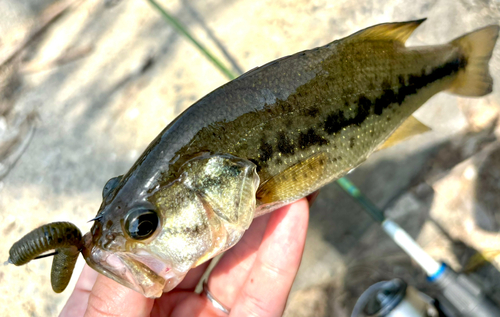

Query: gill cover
[150,153,261,271]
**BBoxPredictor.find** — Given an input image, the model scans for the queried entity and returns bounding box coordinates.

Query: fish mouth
[82,233,187,298]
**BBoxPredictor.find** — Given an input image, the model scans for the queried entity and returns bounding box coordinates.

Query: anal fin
[378,116,430,150]
[257,152,329,204]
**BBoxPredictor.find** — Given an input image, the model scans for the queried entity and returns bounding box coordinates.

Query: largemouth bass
[9,19,499,298]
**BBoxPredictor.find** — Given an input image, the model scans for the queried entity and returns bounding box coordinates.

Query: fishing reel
[352,274,500,317]
[351,279,440,317]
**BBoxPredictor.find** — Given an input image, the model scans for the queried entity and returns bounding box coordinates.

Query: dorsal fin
[348,19,427,44]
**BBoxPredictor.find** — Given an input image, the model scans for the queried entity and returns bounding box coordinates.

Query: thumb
[84,274,153,317]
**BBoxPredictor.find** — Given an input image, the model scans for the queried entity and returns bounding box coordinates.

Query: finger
[152,290,221,317]
[205,212,273,307]
[230,198,309,317]
[84,274,153,317]
[60,264,98,317]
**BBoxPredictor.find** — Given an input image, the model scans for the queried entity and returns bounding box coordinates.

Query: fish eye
[124,208,159,240]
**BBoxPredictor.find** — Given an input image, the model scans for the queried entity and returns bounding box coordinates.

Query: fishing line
[33,251,58,260]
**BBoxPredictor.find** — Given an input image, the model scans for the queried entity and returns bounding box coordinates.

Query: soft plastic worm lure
[8,222,83,293]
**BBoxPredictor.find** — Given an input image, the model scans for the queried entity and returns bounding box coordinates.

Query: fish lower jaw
[128,250,191,294]
[162,270,189,292]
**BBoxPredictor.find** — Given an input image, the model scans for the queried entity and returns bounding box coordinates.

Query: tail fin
[448,25,499,96]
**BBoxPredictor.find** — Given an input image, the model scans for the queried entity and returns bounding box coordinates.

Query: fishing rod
[338,178,500,317]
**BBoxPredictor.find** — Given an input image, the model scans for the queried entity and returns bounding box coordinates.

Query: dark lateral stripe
[277,131,295,155]
[298,128,329,148]
[324,96,371,135]
[254,56,466,167]
[324,57,466,135]
[259,138,274,162]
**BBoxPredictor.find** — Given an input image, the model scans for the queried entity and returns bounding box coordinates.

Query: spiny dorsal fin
[377,116,430,150]
[349,18,427,44]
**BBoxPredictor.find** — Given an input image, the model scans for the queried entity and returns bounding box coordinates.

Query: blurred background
[0,0,499,316]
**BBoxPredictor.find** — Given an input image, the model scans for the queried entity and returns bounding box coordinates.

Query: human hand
[60,197,310,317]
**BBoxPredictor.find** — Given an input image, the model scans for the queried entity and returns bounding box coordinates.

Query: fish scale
[170,41,462,212]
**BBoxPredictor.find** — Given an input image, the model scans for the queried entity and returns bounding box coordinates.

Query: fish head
[83,153,259,298]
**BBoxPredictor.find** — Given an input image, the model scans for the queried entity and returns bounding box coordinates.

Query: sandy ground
[0,0,499,316]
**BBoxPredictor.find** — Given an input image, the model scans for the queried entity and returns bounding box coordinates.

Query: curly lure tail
[8,222,83,293]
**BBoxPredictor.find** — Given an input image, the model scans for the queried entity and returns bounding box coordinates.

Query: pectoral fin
[257,152,329,204]
[377,116,430,150]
